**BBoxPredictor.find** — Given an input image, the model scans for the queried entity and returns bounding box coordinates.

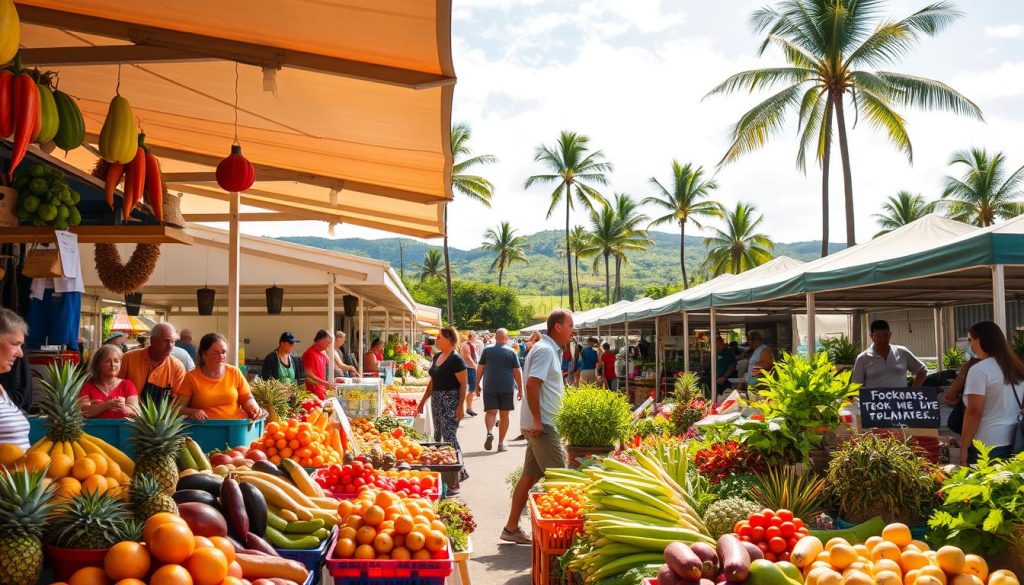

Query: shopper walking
[578,337,599,384]
[598,342,618,391]
[476,328,523,452]
[417,326,468,480]
[460,331,480,416]
[502,309,574,544]
[959,321,1024,464]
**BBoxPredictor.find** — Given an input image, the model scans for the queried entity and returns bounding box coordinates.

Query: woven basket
[991,524,1024,576]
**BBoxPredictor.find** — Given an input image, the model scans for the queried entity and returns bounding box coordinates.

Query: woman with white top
[960,321,1024,465]
[0,308,31,450]
[745,331,774,388]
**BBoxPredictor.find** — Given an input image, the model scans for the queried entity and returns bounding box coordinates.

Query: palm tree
[706,0,981,255]
[417,249,445,282]
[873,191,937,237]
[585,204,619,305]
[940,148,1024,227]
[450,122,496,323]
[525,131,612,311]
[610,193,652,301]
[703,202,775,276]
[481,221,529,286]
[557,226,593,310]
[644,161,723,288]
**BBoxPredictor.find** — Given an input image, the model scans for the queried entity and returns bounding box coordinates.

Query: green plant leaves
[555,384,633,447]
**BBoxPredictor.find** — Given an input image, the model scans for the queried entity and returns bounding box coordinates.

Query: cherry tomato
[739,534,751,542]
[756,541,769,553]
[780,522,796,538]
[793,518,805,530]
[768,515,783,528]
[769,537,787,554]
[750,526,765,542]
[787,537,799,550]
[764,552,778,562]
[776,509,794,523]
[796,528,809,537]
[738,525,752,538]
[766,526,782,540]
[352,477,365,488]
[749,515,766,528]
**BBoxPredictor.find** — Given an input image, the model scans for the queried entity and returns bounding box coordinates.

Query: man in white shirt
[851,320,927,388]
[501,309,574,545]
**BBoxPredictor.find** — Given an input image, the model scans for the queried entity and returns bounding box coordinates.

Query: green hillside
[279,230,843,300]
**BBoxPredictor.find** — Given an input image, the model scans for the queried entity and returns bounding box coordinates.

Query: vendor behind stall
[175,333,264,421]
[81,345,138,419]
[851,320,927,388]
[302,330,333,400]
[0,308,31,450]
[119,322,186,403]
[262,332,306,385]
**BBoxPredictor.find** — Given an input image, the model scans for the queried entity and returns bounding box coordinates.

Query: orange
[221,578,244,585]
[883,523,912,548]
[904,569,921,585]
[354,544,376,560]
[24,451,51,473]
[336,538,357,558]
[184,546,228,585]
[394,515,414,535]
[935,546,965,574]
[829,544,857,570]
[149,564,194,585]
[425,529,447,552]
[363,505,385,526]
[917,566,948,585]
[208,536,235,564]
[227,561,243,578]
[872,542,902,563]
[917,577,945,585]
[150,522,196,564]
[104,541,151,581]
[825,537,851,551]
[71,457,97,481]
[405,530,426,552]
[0,443,24,467]
[989,570,1020,585]
[339,526,357,541]
[55,476,82,499]
[337,499,354,517]
[85,453,109,476]
[143,513,186,543]
[374,532,395,554]
[113,580,147,585]
[873,559,903,578]
[392,546,411,560]
[356,525,377,545]
[82,475,107,494]
[900,550,929,571]
[431,520,447,534]
[962,555,989,581]
[106,460,121,478]
[875,570,902,585]
[864,536,885,553]
[951,575,985,585]
[68,566,110,585]
[413,548,432,560]
[47,453,73,478]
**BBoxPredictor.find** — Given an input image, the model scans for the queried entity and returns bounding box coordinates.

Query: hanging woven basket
[94,243,160,294]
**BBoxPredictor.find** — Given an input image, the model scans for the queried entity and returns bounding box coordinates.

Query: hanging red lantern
[216,143,255,192]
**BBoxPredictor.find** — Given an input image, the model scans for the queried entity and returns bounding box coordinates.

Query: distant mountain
[279,230,845,297]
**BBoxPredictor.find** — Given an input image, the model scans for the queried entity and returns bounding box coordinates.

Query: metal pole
[358,297,365,374]
[932,306,942,363]
[654,317,662,402]
[385,309,390,344]
[328,278,336,382]
[993,265,1007,335]
[710,308,718,403]
[624,320,630,396]
[227,191,240,366]
[806,292,816,358]
[683,312,690,374]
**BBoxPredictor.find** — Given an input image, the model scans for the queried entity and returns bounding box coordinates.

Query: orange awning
[16,1,454,237]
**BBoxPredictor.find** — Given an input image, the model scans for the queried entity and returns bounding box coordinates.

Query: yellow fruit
[989,570,1019,585]
[792,536,825,568]
[829,544,858,570]
[85,453,108,476]
[962,555,989,581]
[874,559,903,578]
[876,570,902,585]
[864,536,885,552]
[903,543,922,553]
[917,566,948,585]
[72,457,97,481]
[48,453,74,479]
[916,577,945,585]
[826,537,851,551]
[817,551,832,564]
[805,566,833,585]
[844,569,874,585]
[910,540,931,552]
[846,562,872,575]
[82,474,107,494]
[853,544,870,558]
[950,575,985,585]
[0,443,24,467]
[904,569,921,585]
[883,523,912,548]
[24,451,50,472]
[873,542,902,563]
[816,569,844,585]
[106,460,122,478]
[934,546,965,574]
[900,550,930,572]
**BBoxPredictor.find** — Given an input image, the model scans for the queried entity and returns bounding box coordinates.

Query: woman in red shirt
[80,345,139,418]
[598,342,619,391]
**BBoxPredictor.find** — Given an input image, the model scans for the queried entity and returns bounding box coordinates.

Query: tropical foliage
[940,148,1024,227]
[408,278,531,330]
[417,249,445,282]
[707,0,981,254]
[450,122,497,321]
[703,202,775,276]
[583,194,652,303]
[525,131,612,311]
[873,191,937,237]
[481,221,529,286]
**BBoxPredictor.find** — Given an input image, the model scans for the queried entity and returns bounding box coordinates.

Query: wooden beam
[20,44,211,66]
[0,225,193,245]
[184,213,310,222]
[189,235,370,281]
[18,6,456,90]
[162,172,217,182]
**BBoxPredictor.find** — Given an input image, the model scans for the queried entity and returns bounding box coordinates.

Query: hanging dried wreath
[94,243,160,294]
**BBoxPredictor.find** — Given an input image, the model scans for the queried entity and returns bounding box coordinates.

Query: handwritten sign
[859,387,940,429]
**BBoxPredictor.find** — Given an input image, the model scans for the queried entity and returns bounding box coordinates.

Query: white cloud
[953,62,1024,100]
[984,24,1023,38]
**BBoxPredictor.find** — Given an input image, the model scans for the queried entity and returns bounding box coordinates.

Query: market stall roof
[695,214,986,310]
[584,297,659,328]
[519,300,633,333]
[17,0,454,237]
[415,304,443,331]
[79,224,417,316]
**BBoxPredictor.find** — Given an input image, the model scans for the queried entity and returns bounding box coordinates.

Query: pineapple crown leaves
[129,396,189,458]
[38,361,89,442]
[128,473,164,502]
[46,489,133,549]
[0,466,59,538]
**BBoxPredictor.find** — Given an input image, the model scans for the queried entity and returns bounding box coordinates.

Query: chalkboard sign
[859,387,940,429]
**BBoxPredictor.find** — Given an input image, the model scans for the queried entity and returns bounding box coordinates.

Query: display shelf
[0,225,193,245]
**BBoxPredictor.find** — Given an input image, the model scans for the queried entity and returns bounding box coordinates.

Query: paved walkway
[457,393,533,585]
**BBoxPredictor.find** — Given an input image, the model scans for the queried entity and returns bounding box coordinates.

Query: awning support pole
[933,306,942,363]
[683,312,690,374]
[328,277,336,382]
[654,317,662,402]
[358,297,365,374]
[993,265,1007,335]
[624,320,630,396]
[710,308,718,404]
[385,309,390,343]
[227,190,240,366]
[806,293,816,358]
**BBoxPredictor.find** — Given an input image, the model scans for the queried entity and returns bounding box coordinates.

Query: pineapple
[36,362,89,444]
[0,467,59,585]
[129,397,187,495]
[128,474,178,522]
[47,489,132,550]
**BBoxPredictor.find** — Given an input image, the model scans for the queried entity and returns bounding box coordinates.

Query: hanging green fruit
[33,82,58,144]
[0,0,19,67]
[98,94,137,164]
[52,90,85,151]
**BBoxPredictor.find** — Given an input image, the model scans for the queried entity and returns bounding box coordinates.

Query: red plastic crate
[311,469,442,501]
[529,493,585,585]
[325,538,454,580]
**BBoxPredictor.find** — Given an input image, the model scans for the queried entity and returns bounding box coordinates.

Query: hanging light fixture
[124,292,143,316]
[196,287,216,316]
[265,284,284,315]
[343,295,358,317]
[217,63,256,193]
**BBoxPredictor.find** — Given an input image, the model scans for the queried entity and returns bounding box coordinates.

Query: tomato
[748,514,766,528]
[780,522,796,538]
[765,526,781,540]
[768,515,783,528]
[737,524,752,538]
[739,534,750,542]
[353,478,365,488]
[776,509,794,523]
[796,528,809,537]
[750,526,765,542]
[787,537,799,550]
[793,518,805,530]
[764,552,778,562]
[769,537,787,554]
[756,541,769,553]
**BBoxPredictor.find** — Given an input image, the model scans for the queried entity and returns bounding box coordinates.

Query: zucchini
[808,516,886,545]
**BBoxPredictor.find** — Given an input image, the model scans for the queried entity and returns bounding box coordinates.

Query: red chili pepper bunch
[693,440,766,484]
[1,66,39,179]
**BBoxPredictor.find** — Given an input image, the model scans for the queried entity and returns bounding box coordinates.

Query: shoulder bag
[1012,383,1024,455]
[21,243,63,279]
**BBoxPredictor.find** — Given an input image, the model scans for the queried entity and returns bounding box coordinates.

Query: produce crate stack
[529,493,585,585]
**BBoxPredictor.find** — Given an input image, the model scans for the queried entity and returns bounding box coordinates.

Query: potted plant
[45,490,140,581]
[826,434,941,526]
[820,335,861,369]
[554,384,632,468]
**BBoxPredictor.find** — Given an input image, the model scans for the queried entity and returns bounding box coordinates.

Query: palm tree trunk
[565,184,575,312]
[679,221,688,288]
[604,252,611,304]
[498,260,504,287]
[820,99,834,258]
[443,206,454,325]
[833,97,856,248]
[575,254,583,311]
[614,256,622,301]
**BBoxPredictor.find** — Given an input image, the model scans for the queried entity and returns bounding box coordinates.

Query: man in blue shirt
[476,328,523,452]
[715,336,737,390]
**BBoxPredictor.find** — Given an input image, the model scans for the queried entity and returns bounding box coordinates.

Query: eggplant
[176,473,223,497]
[173,489,218,508]
[718,534,751,583]
[220,477,249,541]
[239,481,268,538]
[244,532,281,557]
[252,460,289,479]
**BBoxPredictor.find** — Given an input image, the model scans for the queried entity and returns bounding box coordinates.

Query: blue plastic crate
[836,517,928,540]
[277,526,337,574]
[187,417,265,454]
[28,417,136,456]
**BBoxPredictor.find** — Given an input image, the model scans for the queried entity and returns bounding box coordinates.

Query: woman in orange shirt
[174,333,264,421]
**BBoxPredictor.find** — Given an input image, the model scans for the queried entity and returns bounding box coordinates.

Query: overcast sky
[241,0,1024,251]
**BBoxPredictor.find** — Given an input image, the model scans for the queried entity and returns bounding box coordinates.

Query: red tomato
[780,522,796,538]
[750,526,765,542]
[768,515,783,528]
[765,526,782,540]
[756,541,769,553]
[769,537,787,554]
[353,477,365,488]
[749,514,766,528]
[793,518,805,530]
[739,534,751,542]
[764,552,778,562]
[738,525,752,538]
[787,537,799,550]
[776,509,794,523]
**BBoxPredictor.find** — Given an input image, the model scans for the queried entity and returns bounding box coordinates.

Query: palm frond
[719,83,805,167]
[873,72,983,120]
[855,87,912,163]
[704,67,815,98]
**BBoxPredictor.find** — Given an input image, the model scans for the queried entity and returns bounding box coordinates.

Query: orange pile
[248,409,343,467]
[3,447,130,502]
[351,418,423,463]
[335,488,449,561]
[535,485,584,520]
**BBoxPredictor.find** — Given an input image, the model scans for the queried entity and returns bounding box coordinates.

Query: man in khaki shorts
[501,308,574,544]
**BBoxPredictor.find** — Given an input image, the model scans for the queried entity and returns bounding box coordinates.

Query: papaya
[33,83,59,144]
[808,516,885,545]
[52,90,85,151]
[98,95,137,163]
[0,0,20,66]
[747,559,802,585]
